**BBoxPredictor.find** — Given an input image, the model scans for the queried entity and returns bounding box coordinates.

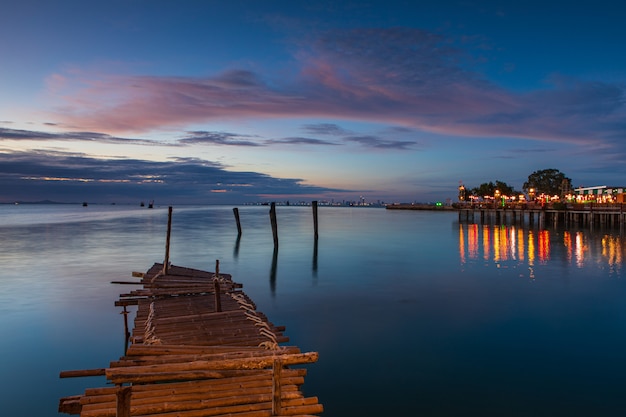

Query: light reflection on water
[458,223,625,279]
[1,205,626,416]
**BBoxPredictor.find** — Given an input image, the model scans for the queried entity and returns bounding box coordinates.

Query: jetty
[58,261,323,417]
[457,203,626,228]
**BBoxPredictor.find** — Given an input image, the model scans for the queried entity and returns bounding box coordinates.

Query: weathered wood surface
[59,262,322,417]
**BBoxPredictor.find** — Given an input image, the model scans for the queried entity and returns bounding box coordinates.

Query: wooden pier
[59,262,323,417]
[458,203,626,228]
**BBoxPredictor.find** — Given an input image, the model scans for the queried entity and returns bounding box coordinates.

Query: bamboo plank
[106,352,318,382]
[81,381,303,408]
[81,399,275,417]
[279,403,324,416]
[58,395,82,414]
[59,368,106,378]
[83,392,273,415]
[125,344,291,356]
[81,371,306,405]
[111,347,302,367]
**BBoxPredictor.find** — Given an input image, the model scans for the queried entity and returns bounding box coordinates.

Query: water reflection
[458,224,625,277]
[233,235,241,258]
[312,237,318,278]
[269,247,278,294]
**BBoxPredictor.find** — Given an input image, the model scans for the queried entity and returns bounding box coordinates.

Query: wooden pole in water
[269,202,278,248]
[163,206,173,275]
[312,200,319,240]
[233,207,242,236]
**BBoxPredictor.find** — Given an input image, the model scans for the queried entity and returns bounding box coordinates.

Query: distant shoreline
[386,204,456,211]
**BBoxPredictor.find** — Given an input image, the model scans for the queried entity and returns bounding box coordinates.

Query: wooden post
[233,207,242,236]
[116,386,131,417]
[214,259,222,312]
[272,359,283,415]
[312,200,319,240]
[213,279,222,312]
[121,306,130,354]
[163,206,173,275]
[269,202,278,248]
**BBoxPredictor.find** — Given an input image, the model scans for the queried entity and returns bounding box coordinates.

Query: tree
[494,180,516,196]
[471,180,517,198]
[523,169,572,198]
[472,182,495,198]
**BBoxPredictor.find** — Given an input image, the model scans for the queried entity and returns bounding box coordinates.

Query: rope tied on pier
[144,301,162,345]
[230,293,280,350]
[211,273,227,282]
[211,274,229,292]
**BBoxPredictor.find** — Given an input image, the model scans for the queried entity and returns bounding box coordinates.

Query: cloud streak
[302,123,352,136]
[0,127,156,145]
[177,131,262,147]
[45,28,625,147]
[344,135,416,150]
[265,137,339,146]
[0,150,345,204]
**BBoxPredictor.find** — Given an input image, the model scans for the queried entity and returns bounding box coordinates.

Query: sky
[1,0,625,205]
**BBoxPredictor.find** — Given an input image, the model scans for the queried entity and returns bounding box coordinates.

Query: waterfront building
[574,185,626,203]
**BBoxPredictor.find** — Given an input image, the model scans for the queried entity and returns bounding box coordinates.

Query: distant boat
[82,202,88,207]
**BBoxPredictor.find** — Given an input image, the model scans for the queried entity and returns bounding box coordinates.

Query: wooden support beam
[163,206,173,275]
[272,359,283,415]
[115,386,131,417]
[213,278,222,313]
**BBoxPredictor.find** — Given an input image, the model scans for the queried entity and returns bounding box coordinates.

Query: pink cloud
[47,28,625,145]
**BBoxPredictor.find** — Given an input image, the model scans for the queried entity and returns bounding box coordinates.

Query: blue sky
[1,0,625,204]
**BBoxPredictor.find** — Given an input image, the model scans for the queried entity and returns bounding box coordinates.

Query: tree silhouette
[523,169,572,198]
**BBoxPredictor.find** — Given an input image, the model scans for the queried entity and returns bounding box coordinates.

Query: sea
[1,203,625,416]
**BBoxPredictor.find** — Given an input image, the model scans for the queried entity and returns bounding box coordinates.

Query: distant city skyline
[1,1,625,204]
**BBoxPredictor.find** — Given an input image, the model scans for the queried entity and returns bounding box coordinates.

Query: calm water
[1,204,626,416]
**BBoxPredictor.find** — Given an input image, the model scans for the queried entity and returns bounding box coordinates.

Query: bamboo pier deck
[59,262,323,417]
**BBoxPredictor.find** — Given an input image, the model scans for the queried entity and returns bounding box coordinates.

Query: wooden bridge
[58,262,323,417]
[457,203,626,228]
